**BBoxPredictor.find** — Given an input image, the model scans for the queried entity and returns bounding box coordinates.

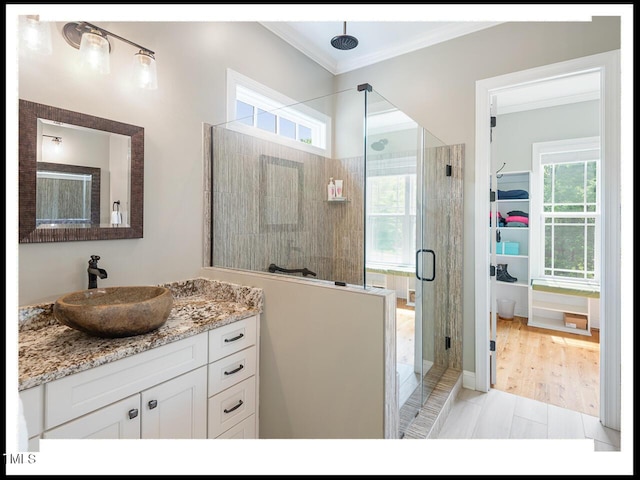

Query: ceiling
[259,21,501,75]
[260,21,601,114]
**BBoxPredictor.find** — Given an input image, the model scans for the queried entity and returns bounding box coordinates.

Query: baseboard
[462,370,476,390]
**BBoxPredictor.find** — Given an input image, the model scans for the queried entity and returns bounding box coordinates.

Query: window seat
[366,264,415,278]
[530,278,600,298]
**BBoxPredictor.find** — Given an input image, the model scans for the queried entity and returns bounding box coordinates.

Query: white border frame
[474,51,621,430]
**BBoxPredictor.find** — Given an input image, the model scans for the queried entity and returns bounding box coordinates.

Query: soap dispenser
[328,177,336,200]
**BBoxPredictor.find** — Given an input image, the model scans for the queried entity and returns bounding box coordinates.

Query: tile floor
[435,386,620,451]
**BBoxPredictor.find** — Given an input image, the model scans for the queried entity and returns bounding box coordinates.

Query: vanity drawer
[215,414,256,439]
[45,333,207,430]
[208,346,256,397]
[207,376,256,438]
[208,316,256,363]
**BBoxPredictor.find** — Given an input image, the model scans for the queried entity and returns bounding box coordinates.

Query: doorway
[474,51,621,430]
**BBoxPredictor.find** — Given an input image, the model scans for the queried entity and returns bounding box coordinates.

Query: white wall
[16,21,334,305]
[334,17,620,373]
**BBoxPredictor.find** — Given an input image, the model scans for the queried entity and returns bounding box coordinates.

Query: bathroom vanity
[18,278,262,449]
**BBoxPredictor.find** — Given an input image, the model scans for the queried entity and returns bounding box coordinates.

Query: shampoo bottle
[328,178,336,200]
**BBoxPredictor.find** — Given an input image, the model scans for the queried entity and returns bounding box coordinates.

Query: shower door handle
[416,249,436,282]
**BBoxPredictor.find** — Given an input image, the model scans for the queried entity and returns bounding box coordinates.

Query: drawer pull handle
[128,408,139,419]
[224,364,244,376]
[223,400,244,414]
[148,399,158,409]
[224,333,244,343]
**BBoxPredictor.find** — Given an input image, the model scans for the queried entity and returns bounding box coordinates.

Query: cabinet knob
[148,399,158,409]
[128,408,139,419]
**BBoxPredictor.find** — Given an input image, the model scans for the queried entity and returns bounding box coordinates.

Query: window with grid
[227,69,328,153]
[534,137,600,281]
[366,173,416,267]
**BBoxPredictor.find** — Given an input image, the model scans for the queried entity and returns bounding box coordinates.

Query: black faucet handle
[89,255,101,267]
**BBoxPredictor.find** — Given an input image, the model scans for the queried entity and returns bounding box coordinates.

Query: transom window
[532,137,600,282]
[226,69,329,153]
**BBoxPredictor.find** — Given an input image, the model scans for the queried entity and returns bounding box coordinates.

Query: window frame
[531,136,601,283]
[226,69,331,155]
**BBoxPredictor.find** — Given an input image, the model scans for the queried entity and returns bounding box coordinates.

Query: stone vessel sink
[53,286,174,338]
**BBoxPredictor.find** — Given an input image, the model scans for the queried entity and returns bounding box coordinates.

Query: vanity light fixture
[62,21,157,90]
[19,15,53,55]
[42,134,62,152]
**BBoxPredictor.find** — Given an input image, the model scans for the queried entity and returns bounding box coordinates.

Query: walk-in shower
[207,84,463,438]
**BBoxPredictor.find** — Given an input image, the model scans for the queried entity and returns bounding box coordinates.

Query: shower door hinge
[445,336,451,350]
[490,190,496,202]
[490,264,496,277]
[491,116,496,128]
[490,340,496,352]
[446,164,452,177]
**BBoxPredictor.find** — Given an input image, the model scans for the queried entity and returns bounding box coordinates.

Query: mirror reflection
[37,119,131,228]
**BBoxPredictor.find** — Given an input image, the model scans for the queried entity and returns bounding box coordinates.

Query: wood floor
[494,315,600,417]
[396,298,415,366]
[397,300,600,418]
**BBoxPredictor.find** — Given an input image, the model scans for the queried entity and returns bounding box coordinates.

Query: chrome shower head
[331,22,358,50]
[371,139,388,151]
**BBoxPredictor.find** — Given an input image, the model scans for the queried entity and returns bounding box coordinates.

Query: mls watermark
[4,453,37,465]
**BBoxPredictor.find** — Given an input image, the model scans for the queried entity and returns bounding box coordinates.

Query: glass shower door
[363,89,428,436]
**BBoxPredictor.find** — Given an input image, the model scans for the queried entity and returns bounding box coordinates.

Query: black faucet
[87,255,108,289]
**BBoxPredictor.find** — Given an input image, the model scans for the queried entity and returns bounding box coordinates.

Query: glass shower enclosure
[209,83,456,437]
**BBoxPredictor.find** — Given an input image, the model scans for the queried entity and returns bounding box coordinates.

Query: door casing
[473,50,621,430]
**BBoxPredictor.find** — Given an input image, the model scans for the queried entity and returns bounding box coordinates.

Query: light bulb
[79,31,110,74]
[132,51,157,90]
[19,15,52,55]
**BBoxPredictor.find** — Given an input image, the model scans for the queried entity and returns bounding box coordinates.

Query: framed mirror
[19,99,144,243]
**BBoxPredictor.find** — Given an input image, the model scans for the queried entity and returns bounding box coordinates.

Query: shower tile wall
[211,126,364,284]
[421,143,464,372]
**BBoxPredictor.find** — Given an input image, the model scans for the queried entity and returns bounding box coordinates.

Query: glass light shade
[79,31,110,74]
[132,51,157,90]
[19,16,52,55]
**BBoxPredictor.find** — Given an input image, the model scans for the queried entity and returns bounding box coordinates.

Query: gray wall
[334,17,620,373]
[497,100,600,173]
[199,267,388,438]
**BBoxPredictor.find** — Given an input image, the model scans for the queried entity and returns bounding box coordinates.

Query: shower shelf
[326,198,349,203]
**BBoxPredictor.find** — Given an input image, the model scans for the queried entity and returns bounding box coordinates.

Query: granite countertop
[18,278,263,391]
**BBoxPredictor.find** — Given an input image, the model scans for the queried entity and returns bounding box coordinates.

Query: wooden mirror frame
[19,99,144,243]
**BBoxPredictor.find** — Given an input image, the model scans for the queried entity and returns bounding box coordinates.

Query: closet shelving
[491,171,531,318]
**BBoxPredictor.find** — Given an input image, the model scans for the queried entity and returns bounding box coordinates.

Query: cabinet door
[140,366,207,439]
[43,395,140,439]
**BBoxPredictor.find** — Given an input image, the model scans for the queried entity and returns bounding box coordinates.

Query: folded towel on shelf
[505,215,529,225]
[505,221,527,227]
[497,189,529,199]
[507,210,528,217]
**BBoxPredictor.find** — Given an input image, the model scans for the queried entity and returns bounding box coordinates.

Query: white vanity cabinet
[20,314,260,444]
[43,367,208,440]
[42,332,208,440]
[206,315,259,439]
